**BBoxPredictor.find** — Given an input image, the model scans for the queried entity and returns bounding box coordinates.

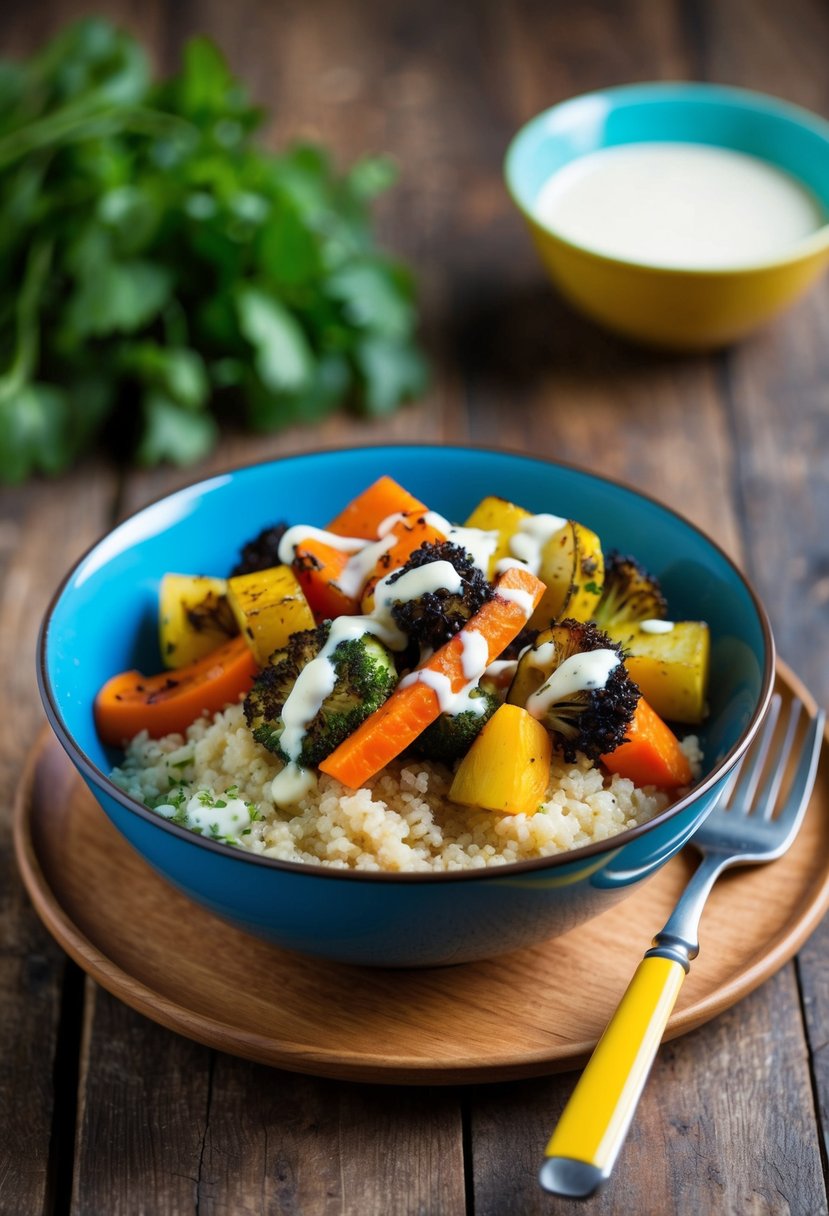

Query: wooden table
[3,1,829,1212]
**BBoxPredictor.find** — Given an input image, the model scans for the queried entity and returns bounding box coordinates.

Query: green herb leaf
[236,286,314,394]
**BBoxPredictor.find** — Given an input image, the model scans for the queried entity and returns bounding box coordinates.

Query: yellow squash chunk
[159,574,237,669]
[603,620,710,724]
[530,521,604,630]
[227,565,316,667]
[464,495,531,578]
[449,703,552,816]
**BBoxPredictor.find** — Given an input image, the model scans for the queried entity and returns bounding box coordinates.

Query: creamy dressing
[496,585,536,617]
[185,794,251,837]
[534,142,825,269]
[381,560,462,606]
[337,533,396,599]
[460,629,489,680]
[503,513,566,575]
[526,648,620,718]
[639,618,675,634]
[271,761,317,807]
[278,524,365,563]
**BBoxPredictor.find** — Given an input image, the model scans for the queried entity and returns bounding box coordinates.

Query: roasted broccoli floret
[507,619,640,762]
[387,541,494,651]
[592,552,667,627]
[244,622,397,767]
[409,686,500,763]
[231,522,289,577]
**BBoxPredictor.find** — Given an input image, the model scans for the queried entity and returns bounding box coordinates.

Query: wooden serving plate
[14,663,829,1086]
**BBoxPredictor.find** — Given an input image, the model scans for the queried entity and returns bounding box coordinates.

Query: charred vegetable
[231,524,289,577]
[592,552,667,628]
[387,541,494,651]
[507,619,640,762]
[244,623,397,767]
[409,686,500,763]
[159,574,237,669]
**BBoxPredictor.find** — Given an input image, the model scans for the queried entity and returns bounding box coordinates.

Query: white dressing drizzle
[460,629,489,680]
[271,762,317,807]
[640,619,675,634]
[278,524,365,563]
[506,513,567,574]
[526,649,620,719]
[336,533,396,599]
[496,585,536,617]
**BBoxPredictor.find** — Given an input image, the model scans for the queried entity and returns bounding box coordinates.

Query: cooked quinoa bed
[111,704,702,872]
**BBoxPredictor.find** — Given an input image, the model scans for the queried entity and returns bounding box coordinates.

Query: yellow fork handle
[540,955,686,1198]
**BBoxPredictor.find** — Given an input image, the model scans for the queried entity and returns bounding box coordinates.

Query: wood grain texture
[469,969,826,1216]
[0,466,116,1216]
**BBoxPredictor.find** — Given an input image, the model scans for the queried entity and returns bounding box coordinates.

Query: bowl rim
[504,80,829,277]
[38,442,776,885]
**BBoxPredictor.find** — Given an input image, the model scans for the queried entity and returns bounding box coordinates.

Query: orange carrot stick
[95,636,258,746]
[601,697,692,789]
[320,566,546,788]
[326,475,426,540]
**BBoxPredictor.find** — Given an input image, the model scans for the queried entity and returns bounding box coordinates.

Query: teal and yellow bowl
[38,448,775,967]
[505,83,829,349]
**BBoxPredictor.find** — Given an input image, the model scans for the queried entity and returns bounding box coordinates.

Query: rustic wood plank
[697,0,829,1186]
[72,987,211,1215]
[198,1058,465,1215]
[0,465,116,1215]
[469,968,826,1216]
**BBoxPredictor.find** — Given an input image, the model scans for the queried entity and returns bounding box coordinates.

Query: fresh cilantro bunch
[0,20,427,482]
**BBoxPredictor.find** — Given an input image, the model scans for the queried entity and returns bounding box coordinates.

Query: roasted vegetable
[227,565,316,667]
[96,636,258,746]
[602,697,692,788]
[602,620,710,724]
[320,566,546,789]
[449,703,552,815]
[387,540,495,652]
[326,476,426,540]
[409,686,500,763]
[592,552,667,628]
[159,574,237,669]
[507,619,640,762]
[244,623,397,767]
[291,537,361,619]
[464,496,532,578]
[531,521,604,630]
[231,524,289,577]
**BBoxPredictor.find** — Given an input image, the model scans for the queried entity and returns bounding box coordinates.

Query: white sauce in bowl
[533,142,825,269]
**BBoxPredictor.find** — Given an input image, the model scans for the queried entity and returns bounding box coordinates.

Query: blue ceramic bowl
[39,447,774,967]
[505,83,829,348]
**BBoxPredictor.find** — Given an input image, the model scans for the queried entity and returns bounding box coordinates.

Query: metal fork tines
[647,694,826,973]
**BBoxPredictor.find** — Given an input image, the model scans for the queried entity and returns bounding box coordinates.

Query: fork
[539,693,826,1199]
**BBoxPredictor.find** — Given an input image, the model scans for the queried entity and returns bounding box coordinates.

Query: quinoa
[111,704,702,873]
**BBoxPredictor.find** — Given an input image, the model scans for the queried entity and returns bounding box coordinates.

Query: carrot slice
[326,475,426,540]
[601,697,692,789]
[320,566,546,788]
[292,537,360,619]
[360,510,447,610]
[95,635,258,747]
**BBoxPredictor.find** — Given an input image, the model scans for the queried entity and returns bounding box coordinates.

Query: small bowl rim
[38,443,776,885]
[504,80,829,277]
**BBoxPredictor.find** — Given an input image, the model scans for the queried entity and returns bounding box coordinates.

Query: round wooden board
[14,663,828,1086]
